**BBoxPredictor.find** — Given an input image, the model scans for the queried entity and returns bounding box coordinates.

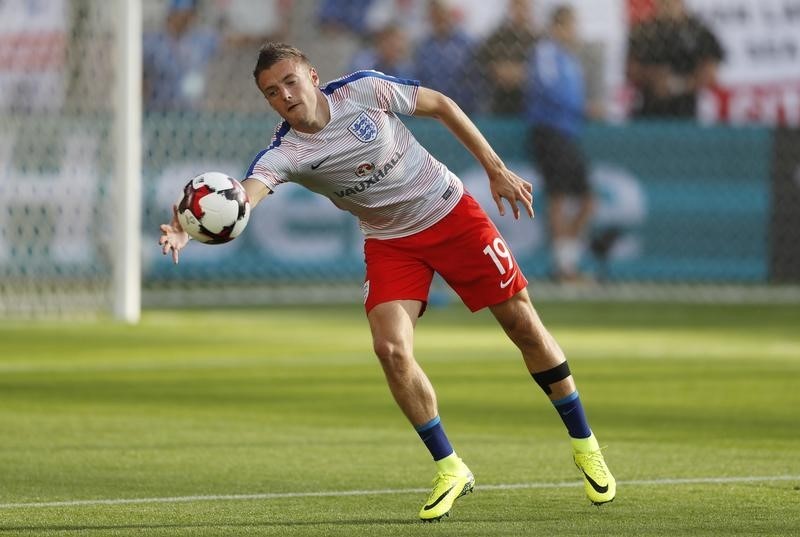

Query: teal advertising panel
[143,115,772,285]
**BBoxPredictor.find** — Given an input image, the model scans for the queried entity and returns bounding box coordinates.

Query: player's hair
[252,42,311,81]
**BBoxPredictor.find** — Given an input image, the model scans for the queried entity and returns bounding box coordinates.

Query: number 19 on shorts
[483,237,513,275]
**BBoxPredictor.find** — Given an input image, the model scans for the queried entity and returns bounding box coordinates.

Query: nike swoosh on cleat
[580,469,609,494]
[500,272,517,289]
[422,485,456,511]
[310,156,330,170]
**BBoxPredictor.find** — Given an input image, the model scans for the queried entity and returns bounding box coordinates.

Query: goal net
[0,0,139,320]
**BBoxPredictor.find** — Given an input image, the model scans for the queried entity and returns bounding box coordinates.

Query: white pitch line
[0,475,797,510]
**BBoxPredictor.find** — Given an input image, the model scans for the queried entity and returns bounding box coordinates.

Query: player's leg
[367,299,435,426]
[364,232,475,521]
[367,300,474,521]
[427,193,613,504]
[488,290,615,504]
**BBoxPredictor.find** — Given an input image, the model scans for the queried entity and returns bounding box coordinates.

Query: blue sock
[415,416,454,461]
[551,391,592,439]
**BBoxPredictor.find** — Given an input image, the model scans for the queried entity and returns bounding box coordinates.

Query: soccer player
[159,42,616,521]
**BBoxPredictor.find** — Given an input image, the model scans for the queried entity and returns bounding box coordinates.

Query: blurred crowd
[0,0,761,286]
[0,0,724,121]
[0,0,724,120]
[138,0,723,120]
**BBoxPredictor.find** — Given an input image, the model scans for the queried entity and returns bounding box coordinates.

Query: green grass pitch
[0,301,798,536]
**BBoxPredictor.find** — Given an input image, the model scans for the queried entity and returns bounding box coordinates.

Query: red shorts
[363,193,528,314]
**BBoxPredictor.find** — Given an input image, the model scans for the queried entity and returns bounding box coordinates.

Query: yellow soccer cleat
[572,434,616,505]
[418,469,475,522]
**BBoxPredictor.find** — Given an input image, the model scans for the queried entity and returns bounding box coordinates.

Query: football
[176,172,251,244]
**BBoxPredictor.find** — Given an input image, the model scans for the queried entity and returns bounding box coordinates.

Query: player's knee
[372,337,412,367]
[502,312,545,351]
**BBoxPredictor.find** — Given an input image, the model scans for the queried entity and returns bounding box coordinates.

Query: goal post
[113,0,142,323]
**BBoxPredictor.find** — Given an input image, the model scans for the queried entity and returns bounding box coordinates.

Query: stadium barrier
[4,111,796,315]
[141,115,783,288]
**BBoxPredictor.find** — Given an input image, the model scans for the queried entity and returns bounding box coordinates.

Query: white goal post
[113,0,142,323]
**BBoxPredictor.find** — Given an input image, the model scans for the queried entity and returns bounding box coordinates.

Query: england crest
[348,112,378,143]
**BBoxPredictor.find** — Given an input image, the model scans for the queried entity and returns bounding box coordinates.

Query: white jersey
[246,70,464,239]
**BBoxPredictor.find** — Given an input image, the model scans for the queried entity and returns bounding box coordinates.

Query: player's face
[256,58,321,127]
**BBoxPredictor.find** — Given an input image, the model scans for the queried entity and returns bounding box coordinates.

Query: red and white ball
[176,172,250,244]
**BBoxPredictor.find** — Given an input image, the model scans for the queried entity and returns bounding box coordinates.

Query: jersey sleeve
[334,70,420,115]
[245,122,293,191]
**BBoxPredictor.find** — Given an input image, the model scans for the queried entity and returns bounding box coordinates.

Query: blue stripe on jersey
[246,121,291,177]
[321,70,420,95]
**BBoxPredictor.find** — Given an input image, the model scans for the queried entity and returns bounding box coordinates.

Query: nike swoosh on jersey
[310,155,330,170]
[422,485,456,511]
[500,272,518,288]
[580,469,610,494]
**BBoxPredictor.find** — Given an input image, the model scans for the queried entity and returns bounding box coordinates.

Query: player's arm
[242,177,272,207]
[412,86,533,219]
[158,177,272,265]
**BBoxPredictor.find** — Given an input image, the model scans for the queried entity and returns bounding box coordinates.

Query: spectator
[317,0,376,36]
[0,0,68,113]
[626,0,724,119]
[213,0,284,46]
[575,39,608,121]
[202,0,287,113]
[348,22,416,79]
[413,0,477,114]
[526,5,594,283]
[142,0,219,112]
[301,0,379,83]
[476,0,538,115]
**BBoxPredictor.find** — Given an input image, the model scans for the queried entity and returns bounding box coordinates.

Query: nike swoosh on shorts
[500,272,517,288]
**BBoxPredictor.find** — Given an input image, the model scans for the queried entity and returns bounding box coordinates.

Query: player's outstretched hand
[488,167,534,220]
[159,204,190,264]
